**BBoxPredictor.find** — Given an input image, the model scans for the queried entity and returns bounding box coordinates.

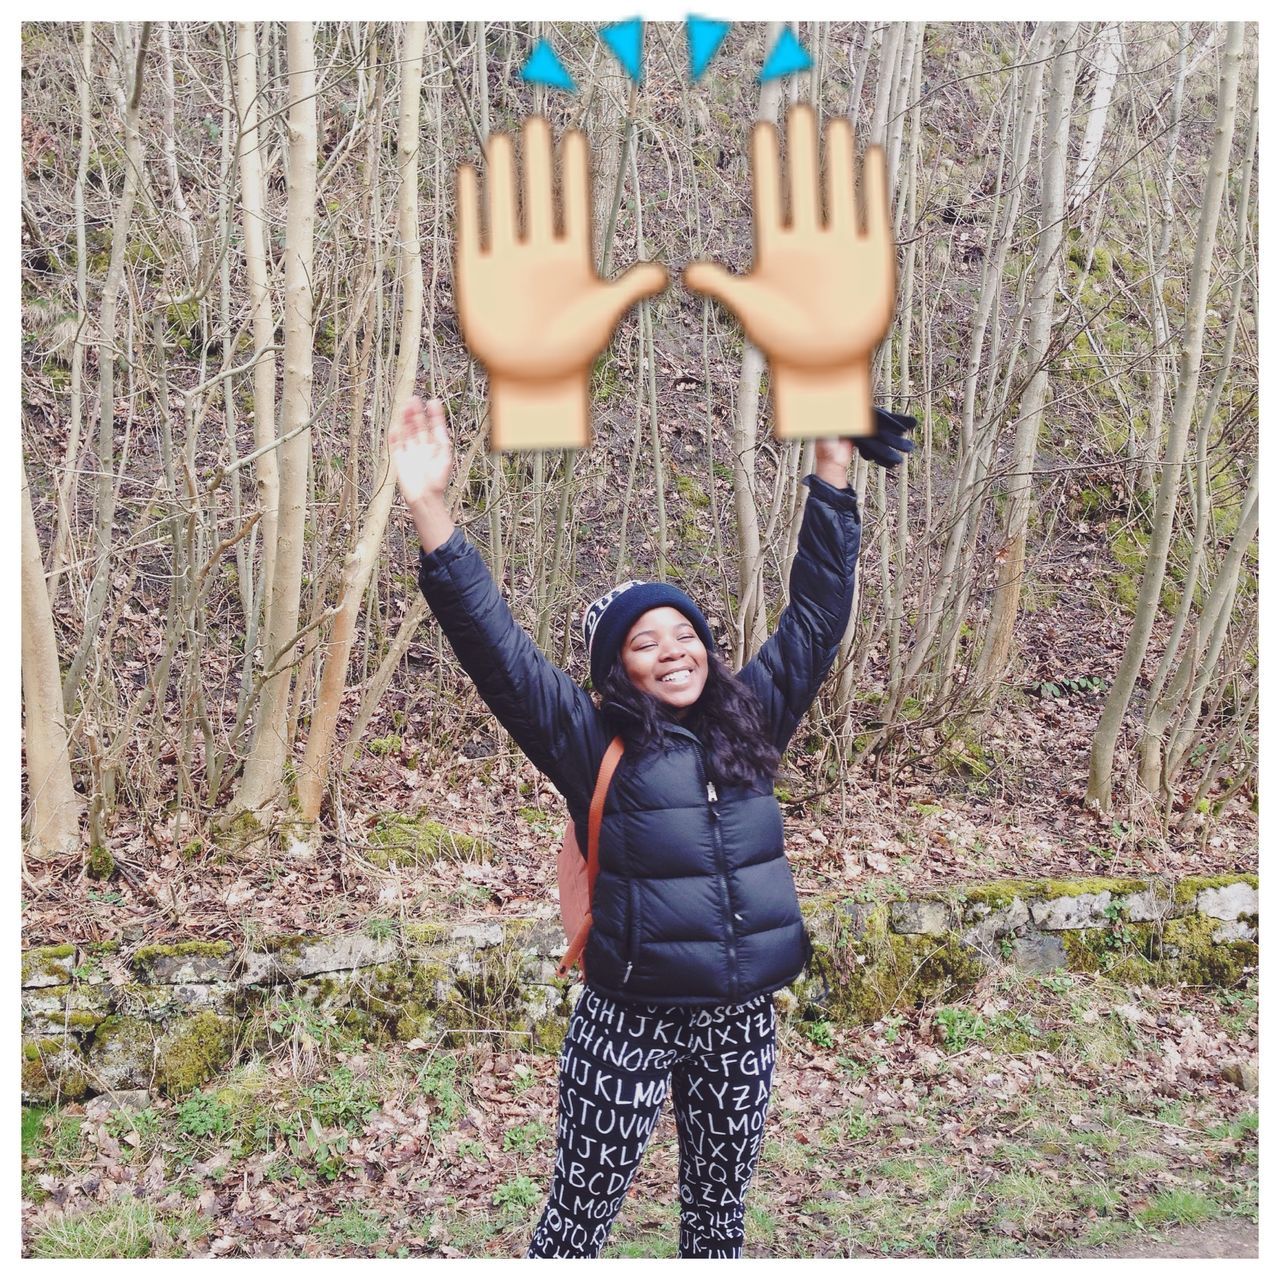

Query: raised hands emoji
[455,117,668,451]
[684,104,896,440]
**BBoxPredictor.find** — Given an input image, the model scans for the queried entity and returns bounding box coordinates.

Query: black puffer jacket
[417,474,861,1006]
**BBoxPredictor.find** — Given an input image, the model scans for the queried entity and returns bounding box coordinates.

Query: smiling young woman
[619,607,708,716]
[393,394,876,1258]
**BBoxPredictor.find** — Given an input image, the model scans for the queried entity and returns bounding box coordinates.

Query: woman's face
[620,606,708,718]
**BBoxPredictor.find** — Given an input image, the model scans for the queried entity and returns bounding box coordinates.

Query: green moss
[22,944,75,986]
[368,814,493,868]
[672,470,711,509]
[260,933,324,957]
[165,300,201,351]
[1075,485,1117,519]
[530,1013,569,1055]
[957,880,1040,911]
[403,921,450,946]
[590,352,622,402]
[314,318,336,358]
[1039,876,1152,898]
[805,903,983,1025]
[957,878,1152,917]
[1172,873,1258,906]
[22,1038,88,1102]
[367,735,403,757]
[63,1009,108,1031]
[86,845,115,881]
[935,724,997,784]
[156,1012,236,1098]
[1107,523,1148,614]
[1058,923,1162,980]
[1162,914,1257,987]
[40,358,71,392]
[132,940,233,982]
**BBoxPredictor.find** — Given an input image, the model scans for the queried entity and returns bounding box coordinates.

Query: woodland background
[18,20,1260,1261]
[20,19,1257,943]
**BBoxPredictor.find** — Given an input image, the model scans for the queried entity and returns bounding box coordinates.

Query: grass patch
[29,1199,212,1259]
[492,1175,541,1212]
[311,1204,386,1250]
[1206,1111,1258,1142]
[1137,1189,1218,1227]
[21,1106,47,1156]
[502,1119,552,1155]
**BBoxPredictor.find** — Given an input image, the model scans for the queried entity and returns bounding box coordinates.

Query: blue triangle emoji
[758,28,812,83]
[521,38,577,93]
[600,18,643,85]
[686,16,730,82]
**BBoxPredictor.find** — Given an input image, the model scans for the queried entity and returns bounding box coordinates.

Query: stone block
[131,942,236,984]
[889,900,954,936]
[22,984,113,1036]
[1212,920,1257,944]
[1117,887,1175,922]
[21,945,75,989]
[125,982,239,1017]
[1198,882,1258,922]
[1008,932,1068,973]
[22,1037,89,1102]
[1222,1060,1259,1094]
[86,1014,159,1092]
[249,933,399,982]
[1030,892,1112,930]
[101,1089,152,1112]
[961,898,1032,957]
[449,923,505,950]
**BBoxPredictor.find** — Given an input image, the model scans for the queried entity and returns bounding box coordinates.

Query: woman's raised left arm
[736,441,861,755]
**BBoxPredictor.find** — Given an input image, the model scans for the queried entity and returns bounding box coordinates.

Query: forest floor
[19,504,1259,952]
[21,966,1258,1258]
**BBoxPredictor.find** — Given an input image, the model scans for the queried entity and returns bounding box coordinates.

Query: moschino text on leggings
[526,987,777,1259]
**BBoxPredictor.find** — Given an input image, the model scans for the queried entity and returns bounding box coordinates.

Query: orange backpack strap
[556,735,625,979]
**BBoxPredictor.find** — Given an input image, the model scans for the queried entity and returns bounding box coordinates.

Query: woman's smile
[621,606,708,715]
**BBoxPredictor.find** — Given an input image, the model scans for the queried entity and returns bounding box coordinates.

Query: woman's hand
[390,396,452,511]
[813,436,854,489]
[391,395,457,554]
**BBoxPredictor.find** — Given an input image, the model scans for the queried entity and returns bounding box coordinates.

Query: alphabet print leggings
[526,987,777,1259]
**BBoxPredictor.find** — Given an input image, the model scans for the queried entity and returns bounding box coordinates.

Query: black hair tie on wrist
[847,408,918,469]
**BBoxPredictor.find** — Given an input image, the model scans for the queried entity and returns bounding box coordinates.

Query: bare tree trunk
[230,20,316,820]
[48,21,94,604]
[160,22,200,275]
[974,22,1078,693]
[732,21,785,666]
[1068,23,1122,211]
[1135,23,1189,500]
[1085,22,1246,814]
[23,462,82,857]
[297,23,426,825]
[1151,487,1257,801]
[61,21,152,710]
[1137,82,1257,792]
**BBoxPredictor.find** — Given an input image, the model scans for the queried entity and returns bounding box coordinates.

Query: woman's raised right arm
[391,397,604,809]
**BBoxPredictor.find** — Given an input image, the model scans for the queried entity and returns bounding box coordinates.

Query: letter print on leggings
[526,989,777,1259]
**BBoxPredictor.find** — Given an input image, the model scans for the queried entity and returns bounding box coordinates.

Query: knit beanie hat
[582,580,716,690]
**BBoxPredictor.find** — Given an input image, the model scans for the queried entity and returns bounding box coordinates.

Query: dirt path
[1075,1218,1257,1258]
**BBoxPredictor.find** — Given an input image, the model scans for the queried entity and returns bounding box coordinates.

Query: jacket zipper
[704,771,739,1002]
[622,879,640,985]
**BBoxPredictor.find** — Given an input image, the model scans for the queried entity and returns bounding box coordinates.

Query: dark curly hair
[597,649,781,788]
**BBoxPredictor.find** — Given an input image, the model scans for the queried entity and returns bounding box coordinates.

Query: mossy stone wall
[21,874,1256,1104]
